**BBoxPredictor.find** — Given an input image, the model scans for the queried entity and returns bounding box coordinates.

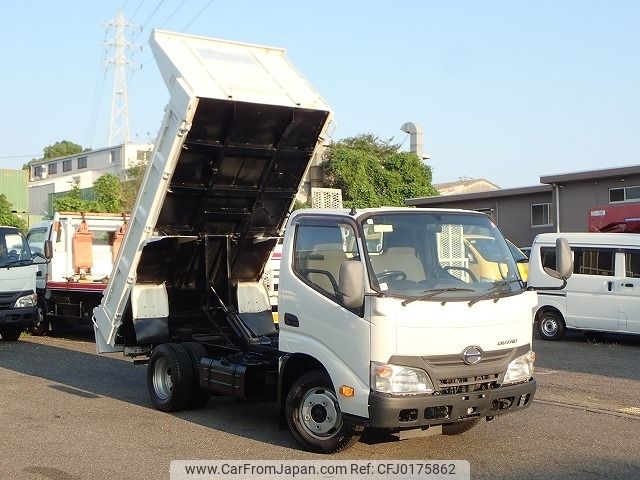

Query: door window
[293,223,358,299]
[625,250,640,278]
[573,247,614,276]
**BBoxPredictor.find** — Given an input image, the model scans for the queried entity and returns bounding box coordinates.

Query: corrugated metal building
[0,168,29,213]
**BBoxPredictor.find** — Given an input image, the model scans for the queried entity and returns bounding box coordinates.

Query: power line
[134,0,166,39]
[159,0,187,29]
[181,0,214,31]
[130,0,146,21]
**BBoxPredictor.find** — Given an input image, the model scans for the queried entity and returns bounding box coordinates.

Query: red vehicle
[588,204,640,233]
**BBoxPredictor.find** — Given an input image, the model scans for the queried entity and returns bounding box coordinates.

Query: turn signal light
[339,385,355,397]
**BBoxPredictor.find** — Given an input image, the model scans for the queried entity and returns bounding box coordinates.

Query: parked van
[529,232,640,340]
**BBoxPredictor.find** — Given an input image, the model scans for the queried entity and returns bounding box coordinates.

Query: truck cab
[0,226,40,341]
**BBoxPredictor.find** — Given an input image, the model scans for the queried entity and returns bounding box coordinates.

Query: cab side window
[293,223,357,299]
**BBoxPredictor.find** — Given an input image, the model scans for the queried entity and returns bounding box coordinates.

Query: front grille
[437,373,500,395]
[424,348,512,367]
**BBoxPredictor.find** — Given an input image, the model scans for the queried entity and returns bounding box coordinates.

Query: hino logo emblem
[462,346,483,365]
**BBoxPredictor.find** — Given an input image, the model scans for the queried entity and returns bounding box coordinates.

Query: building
[0,168,29,225]
[28,143,152,218]
[407,165,640,248]
[434,178,500,196]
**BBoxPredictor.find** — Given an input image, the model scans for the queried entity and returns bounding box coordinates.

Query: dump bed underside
[154,98,328,281]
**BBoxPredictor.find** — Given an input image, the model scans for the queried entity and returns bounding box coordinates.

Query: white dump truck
[93,29,572,453]
[27,212,128,334]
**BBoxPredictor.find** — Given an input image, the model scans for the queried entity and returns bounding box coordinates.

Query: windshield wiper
[402,287,474,306]
[468,279,523,307]
[1,259,33,268]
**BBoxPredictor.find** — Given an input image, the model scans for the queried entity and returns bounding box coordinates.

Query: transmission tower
[105,10,135,146]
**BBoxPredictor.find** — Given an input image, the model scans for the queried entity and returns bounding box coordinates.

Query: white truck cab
[0,226,42,340]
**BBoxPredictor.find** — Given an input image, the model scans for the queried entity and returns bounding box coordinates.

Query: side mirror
[544,238,572,280]
[43,240,53,260]
[339,260,365,309]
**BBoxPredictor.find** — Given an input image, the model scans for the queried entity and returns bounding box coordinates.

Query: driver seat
[370,228,426,282]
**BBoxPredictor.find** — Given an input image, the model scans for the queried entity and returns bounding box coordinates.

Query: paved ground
[1,330,639,479]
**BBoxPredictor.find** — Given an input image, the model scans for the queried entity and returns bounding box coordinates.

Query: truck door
[278,217,370,418]
[565,246,618,331]
[618,249,640,333]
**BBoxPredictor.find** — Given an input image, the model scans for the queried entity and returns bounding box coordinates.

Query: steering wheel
[7,250,19,261]
[376,270,407,282]
[443,265,478,283]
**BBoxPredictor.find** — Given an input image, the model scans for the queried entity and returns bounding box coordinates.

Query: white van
[529,232,640,340]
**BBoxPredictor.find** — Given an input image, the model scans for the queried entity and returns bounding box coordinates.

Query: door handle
[284,313,299,327]
[607,281,613,291]
[622,283,634,288]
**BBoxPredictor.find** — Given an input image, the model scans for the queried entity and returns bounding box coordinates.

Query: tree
[52,184,86,213]
[93,174,122,213]
[43,140,84,160]
[120,161,147,213]
[322,134,439,209]
[0,195,27,231]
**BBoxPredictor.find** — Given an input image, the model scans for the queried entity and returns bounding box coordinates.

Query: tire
[442,417,480,435]
[182,341,211,409]
[30,299,49,336]
[0,326,22,341]
[147,343,195,412]
[537,310,565,340]
[285,370,363,453]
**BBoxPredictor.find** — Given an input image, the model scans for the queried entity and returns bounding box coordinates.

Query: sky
[0,1,638,188]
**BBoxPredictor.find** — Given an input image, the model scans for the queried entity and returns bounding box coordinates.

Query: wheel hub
[542,317,558,336]
[152,357,173,400]
[299,388,341,438]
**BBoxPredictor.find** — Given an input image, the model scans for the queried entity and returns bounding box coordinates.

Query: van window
[625,250,640,278]
[573,247,614,276]
[540,247,556,270]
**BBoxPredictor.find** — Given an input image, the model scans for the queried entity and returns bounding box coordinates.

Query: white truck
[93,29,573,453]
[27,212,128,334]
[0,226,49,340]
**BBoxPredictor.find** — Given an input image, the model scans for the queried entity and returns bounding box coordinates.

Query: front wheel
[285,370,363,453]
[30,299,49,336]
[537,310,565,340]
[0,326,22,341]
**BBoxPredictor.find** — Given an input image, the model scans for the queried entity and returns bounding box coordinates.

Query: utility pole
[105,10,135,146]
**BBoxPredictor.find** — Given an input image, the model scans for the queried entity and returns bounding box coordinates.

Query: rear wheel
[537,310,565,340]
[147,343,194,412]
[442,417,480,435]
[0,326,22,341]
[182,341,211,409]
[285,370,363,453]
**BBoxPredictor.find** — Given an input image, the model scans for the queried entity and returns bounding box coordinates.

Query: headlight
[371,362,434,395]
[502,350,536,385]
[14,293,37,308]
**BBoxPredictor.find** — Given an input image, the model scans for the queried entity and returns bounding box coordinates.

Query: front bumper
[0,307,38,328]
[368,379,536,429]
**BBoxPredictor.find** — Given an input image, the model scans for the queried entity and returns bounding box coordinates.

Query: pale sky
[1,1,638,188]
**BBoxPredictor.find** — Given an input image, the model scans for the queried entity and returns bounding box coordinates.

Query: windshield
[361,212,523,301]
[0,227,33,268]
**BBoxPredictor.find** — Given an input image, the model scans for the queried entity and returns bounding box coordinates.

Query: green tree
[53,184,86,213]
[43,140,84,160]
[120,161,147,213]
[0,194,27,231]
[322,134,439,208]
[93,174,122,213]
